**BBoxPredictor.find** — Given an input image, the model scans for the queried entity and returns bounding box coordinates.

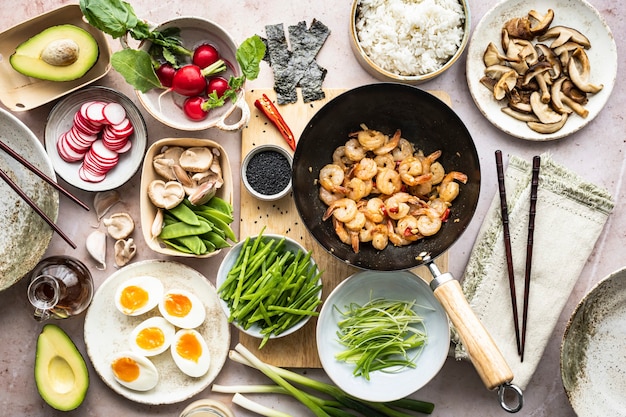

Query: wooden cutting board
[239,88,450,368]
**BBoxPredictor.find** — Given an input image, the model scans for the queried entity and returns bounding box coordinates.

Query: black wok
[292,83,523,412]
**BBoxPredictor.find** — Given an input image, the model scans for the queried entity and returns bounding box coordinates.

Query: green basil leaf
[79,0,137,38]
[236,35,266,81]
[111,49,162,93]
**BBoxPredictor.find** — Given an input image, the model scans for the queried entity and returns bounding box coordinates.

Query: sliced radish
[85,101,107,123]
[116,140,132,154]
[102,102,127,125]
[79,164,106,183]
[57,134,86,162]
[90,140,118,160]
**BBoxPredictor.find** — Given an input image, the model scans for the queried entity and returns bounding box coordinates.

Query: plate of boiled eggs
[83,259,230,404]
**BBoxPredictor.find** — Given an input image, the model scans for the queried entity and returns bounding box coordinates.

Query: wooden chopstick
[0,168,76,249]
[520,155,540,362]
[495,150,522,356]
[0,139,89,211]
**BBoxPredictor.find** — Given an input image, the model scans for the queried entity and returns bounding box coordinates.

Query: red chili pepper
[254,94,296,151]
[441,207,451,222]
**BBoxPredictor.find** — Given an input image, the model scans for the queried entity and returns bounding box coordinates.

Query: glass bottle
[179,399,235,417]
[27,256,94,321]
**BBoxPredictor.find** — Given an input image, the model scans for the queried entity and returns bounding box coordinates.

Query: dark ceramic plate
[292,83,480,271]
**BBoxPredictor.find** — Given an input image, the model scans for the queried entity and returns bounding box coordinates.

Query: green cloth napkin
[452,153,615,390]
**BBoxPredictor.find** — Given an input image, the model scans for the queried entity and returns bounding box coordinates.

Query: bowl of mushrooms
[139,138,234,258]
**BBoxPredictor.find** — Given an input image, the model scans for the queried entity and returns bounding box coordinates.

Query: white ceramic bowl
[216,233,321,340]
[44,86,147,192]
[139,137,234,258]
[241,144,293,201]
[316,270,449,402]
[136,17,249,131]
[350,0,470,84]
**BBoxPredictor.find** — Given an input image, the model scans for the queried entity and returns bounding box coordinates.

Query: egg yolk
[136,327,165,350]
[111,357,140,382]
[176,332,202,363]
[120,285,149,313]
[164,293,192,318]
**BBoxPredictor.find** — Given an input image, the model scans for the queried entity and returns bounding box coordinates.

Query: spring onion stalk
[229,344,434,416]
[232,393,292,417]
[334,298,427,380]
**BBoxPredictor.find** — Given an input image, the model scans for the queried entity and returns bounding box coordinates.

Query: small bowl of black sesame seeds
[241,144,293,201]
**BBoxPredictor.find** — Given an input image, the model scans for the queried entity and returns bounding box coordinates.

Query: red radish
[116,140,132,154]
[207,76,229,98]
[102,102,127,125]
[183,96,209,120]
[156,63,176,88]
[192,44,219,68]
[85,101,107,123]
[171,65,207,96]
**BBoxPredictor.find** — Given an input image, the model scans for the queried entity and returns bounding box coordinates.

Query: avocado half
[35,324,89,411]
[10,24,99,82]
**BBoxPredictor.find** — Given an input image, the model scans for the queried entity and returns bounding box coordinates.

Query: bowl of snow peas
[216,230,323,349]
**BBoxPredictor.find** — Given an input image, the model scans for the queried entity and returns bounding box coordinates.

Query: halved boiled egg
[114,275,164,316]
[171,329,211,378]
[129,316,175,357]
[110,351,159,391]
[158,289,206,329]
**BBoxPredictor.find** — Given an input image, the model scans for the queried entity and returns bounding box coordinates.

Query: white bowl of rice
[350,0,470,83]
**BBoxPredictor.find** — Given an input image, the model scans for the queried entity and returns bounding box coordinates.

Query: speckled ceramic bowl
[136,17,249,131]
[350,0,470,84]
[561,266,626,416]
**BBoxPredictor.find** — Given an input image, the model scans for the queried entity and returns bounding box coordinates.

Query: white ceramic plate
[44,86,147,191]
[216,234,321,340]
[316,270,449,402]
[84,260,230,405]
[466,0,617,141]
[561,267,626,417]
[0,108,58,291]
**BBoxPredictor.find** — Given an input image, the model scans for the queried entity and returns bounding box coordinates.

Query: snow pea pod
[159,220,211,239]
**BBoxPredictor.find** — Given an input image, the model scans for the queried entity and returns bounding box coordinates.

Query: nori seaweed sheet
[262,19,330,104]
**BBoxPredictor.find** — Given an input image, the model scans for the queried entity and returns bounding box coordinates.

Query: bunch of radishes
[57,100,134,183]
[155,43,232,121]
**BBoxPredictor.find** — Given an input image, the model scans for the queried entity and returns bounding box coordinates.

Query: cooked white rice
[355,0,465,76]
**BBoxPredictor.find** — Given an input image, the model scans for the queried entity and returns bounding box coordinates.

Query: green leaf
[111,49,162,93]
[79,0,139,38]
[237,35,266,81]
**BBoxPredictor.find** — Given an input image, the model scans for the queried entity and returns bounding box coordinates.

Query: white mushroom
[178,147,214,172]
[114,238,137,267]
[103,212,135,240]
[86,230,107,270]
[148,180,185,209]
[152,158,177,181]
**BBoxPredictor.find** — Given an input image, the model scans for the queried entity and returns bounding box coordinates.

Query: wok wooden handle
[434,279,513,390]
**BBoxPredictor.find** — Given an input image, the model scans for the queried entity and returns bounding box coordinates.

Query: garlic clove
[151,209,164,239]
[94,190,121,221]
[86,230,107,270]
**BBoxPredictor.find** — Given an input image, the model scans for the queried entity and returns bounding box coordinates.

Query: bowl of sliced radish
[135,17,249,132]
[44,86,147,191]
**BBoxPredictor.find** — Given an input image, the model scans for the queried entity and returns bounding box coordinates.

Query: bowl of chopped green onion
[216,231,323,349]
[316,270,449,402]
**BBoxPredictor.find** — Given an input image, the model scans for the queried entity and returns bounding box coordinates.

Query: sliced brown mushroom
[483,42,509,67]
[493,70,518,100]
[480,76,497,92]
[179,147,214,172]
[484,64,516,80]
[550,77,573,114]
[527,113,568,134]
[508,89,533,113]
[514,39,539,65]
[523,61,552,103]
[502,106,540,122]
[538,26,591,49]
[153,158,177,181]
[502,17,533,40]
[568,48,603,94]
[114,238,137,267]
[530,91,562,124]
[504,39,529,74]
[561,79,588,104]
[103,212,135,240]
[148,180,185,209]
[528,9,554,36]
[535,43,561,80]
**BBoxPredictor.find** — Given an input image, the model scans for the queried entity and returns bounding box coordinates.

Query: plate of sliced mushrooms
[466,0,617,141]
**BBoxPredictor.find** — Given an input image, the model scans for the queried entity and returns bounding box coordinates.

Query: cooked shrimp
[396,215,421,242]
[429,198,450,217]
[344,139,366,162]
[392,138,414,161]
[374,153,396,171]
[345,211,366,231]
[362,197,386,223]
[429,161,445,185]
[355,128,386,151]
[323,198,357,222]
[399,156,432,186]
[373,129,401,155]
[372,224,389,250]
[420,150,442,174]
[319,164,347,193]
[439,171,468,203]
[387,219,412,246]
[375,168,402,195]
[414,207,443,236]
[385,192,420,220]
[352,157,378,180]
[319,187,345,206]
[333,146,351,170]
[344,177,368,201]
[333,217,360,253]
[359,220,377,243]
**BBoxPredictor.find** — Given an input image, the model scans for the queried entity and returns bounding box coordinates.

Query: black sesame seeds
[245,150,291,196]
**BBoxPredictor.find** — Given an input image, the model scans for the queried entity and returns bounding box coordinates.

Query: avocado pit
[41,39,80,66]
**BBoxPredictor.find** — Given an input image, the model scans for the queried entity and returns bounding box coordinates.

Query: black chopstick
[0,168,76,249]
[520,155,540,362]
[495,150,522,356]
[0,139,89,211]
